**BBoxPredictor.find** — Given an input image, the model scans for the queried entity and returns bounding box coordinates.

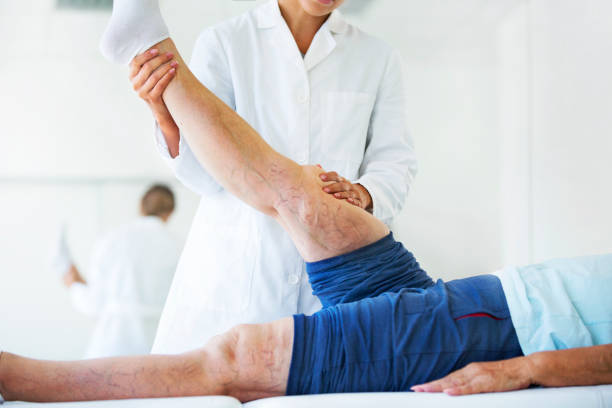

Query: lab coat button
[288,274,300,285]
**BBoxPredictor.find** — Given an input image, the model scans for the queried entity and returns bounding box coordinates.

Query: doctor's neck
[278,0,344,54]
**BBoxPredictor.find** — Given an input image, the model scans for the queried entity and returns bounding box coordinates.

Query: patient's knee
[211,321,292,400]
[201,324,260,396]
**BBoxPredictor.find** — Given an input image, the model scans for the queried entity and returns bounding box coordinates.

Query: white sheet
[5,386,612,407]
[4,396,241,408]
[245,386,612,408]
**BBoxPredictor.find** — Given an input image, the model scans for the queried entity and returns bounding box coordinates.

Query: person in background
[131,0,417,354]
[61,184,180,358]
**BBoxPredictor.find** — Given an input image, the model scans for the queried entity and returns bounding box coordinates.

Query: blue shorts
[287,233,523,395]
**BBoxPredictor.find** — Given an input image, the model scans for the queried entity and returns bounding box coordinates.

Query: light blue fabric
[498,254,612,355]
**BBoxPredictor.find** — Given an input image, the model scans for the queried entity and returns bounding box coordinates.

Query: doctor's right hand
[129,49,181,157]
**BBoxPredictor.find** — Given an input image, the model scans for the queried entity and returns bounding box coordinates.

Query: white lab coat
[71,216,179,358]
[152,0,417,354]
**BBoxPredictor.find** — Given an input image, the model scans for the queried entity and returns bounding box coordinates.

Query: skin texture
[412,344,612,396]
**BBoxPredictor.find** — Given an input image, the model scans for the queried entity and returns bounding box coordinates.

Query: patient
[0,1,611,404]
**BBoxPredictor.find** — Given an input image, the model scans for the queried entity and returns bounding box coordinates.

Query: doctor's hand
[62,264,87,288]
[129,49,181,157]
[410,357,532,396]
[319,171,373,212]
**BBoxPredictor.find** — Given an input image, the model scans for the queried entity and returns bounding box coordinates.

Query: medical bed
[5,385,612,407]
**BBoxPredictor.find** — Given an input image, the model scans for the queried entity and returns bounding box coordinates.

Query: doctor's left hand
[319,171,373,212]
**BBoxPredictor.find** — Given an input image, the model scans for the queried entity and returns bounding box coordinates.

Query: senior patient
[1,1,611,404]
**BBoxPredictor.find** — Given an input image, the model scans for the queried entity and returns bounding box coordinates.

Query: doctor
[62,184,180,358]
[130,0,417,353]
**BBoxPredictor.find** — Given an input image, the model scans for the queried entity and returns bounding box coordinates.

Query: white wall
[497,0,612,264]
[529,0,612,260]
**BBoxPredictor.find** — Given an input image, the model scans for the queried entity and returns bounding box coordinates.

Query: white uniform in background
[152,0,417,353]
[70,216,179,358]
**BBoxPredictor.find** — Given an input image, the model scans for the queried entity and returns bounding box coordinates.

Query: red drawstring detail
[455,312,503,321]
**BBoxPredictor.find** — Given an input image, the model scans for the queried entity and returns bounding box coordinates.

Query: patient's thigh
[274,165,389,262]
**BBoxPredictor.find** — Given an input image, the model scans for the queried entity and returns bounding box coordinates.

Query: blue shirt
[498,254,612,355]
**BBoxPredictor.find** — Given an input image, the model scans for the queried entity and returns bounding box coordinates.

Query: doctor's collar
[255,0,348,34]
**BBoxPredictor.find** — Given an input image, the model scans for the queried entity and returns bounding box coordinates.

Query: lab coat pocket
[322,91,375,175]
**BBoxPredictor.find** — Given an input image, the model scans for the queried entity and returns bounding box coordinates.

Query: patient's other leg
[0,318,293,403]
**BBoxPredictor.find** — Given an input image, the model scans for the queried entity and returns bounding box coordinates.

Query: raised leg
[129,38,389,262]
[0,318,293,403]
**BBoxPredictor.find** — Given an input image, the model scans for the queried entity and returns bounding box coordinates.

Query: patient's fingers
[412,358,532,396]
[412,363,476,393]
[412,372,465,393]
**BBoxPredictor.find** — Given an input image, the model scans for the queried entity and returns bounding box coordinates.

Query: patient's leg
[0,318,293,403]
[100,2,388,261]
[142,38,388,262]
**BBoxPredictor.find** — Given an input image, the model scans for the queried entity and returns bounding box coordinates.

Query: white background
[1,0,611,360]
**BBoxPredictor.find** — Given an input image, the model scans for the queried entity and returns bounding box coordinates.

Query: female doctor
[129,0,417,354]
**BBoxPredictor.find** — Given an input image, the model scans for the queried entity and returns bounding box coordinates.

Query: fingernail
[166,52,174,58]
[335,193,341,197]
[169,68,176,74]
[171,61,178,67]
[316,164,322,168]
[150,49,159,55]
[323,188,330,192]
[320,175,327,180]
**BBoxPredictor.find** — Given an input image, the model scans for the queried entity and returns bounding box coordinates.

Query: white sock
[99,0,169,65]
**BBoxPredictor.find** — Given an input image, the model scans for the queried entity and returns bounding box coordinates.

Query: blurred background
[1,0,611,360]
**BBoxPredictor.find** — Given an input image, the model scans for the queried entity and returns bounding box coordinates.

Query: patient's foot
[99,0,169,64]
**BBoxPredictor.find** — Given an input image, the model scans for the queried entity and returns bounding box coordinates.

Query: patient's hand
[319,170,372,211]
[413,345,612,395]
[411,357,533,396]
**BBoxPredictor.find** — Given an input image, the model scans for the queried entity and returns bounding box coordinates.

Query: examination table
[5,385,612,407]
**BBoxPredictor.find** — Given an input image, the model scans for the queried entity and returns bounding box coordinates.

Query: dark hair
[141,184,175,217]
